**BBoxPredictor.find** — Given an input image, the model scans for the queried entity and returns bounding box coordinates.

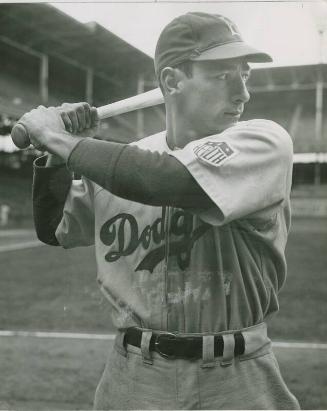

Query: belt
[124,327,245,360]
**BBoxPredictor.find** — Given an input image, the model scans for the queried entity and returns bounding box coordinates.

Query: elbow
[35,222,60,246]
[36,230,60,246]
[38,235,60,247]
[33,206,61,246]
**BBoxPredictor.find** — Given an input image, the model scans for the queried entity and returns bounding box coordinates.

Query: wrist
[44,130,83,162]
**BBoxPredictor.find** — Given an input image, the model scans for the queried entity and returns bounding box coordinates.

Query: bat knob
[11,123,31,149]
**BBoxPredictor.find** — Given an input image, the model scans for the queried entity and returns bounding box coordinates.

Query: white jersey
[55,119,293,333]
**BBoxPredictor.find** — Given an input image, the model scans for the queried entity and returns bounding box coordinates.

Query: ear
[160,67,186,96]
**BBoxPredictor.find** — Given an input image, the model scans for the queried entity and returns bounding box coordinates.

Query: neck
[165,103,198,150]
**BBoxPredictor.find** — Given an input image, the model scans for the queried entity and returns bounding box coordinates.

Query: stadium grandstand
[0,3,326,226]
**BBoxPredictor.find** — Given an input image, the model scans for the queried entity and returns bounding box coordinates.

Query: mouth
[224,111,242,118]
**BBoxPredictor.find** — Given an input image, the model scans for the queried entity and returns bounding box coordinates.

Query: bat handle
[11,123,31,149]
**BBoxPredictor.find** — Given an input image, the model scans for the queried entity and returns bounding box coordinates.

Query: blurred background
[0,2,326,410]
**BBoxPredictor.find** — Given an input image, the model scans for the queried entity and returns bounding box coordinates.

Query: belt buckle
[154,332,177,359]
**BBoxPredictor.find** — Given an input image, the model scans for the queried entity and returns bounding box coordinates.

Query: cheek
[187,85,217,112]
[197,83,228,111]
[182,80,229,123]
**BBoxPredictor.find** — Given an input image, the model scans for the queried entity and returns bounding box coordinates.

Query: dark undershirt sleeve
[33,156,73,245]
[67,138,215,209]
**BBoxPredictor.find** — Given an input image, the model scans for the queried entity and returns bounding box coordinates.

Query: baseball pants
[93,322,300,410]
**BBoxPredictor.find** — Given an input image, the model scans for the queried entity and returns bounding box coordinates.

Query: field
[0,217,326,410]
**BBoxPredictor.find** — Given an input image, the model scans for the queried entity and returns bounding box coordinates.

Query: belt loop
[141,330,153,365]
[221,333,235,367]
[116,330,127,357]
[243,322,269,356]
[202,335,215,368]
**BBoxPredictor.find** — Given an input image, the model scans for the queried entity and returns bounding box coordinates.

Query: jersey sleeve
[33,155,96,248]
[169,120,293,225]
[55,176,96,248]
[33,156,72,245]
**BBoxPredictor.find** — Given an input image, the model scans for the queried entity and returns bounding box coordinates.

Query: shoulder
[216,119,293,161]
[232,119,292,149]
[194,119,292,148]
[184,119,293,171]
[192,119,293,155]
[130,131,168,153]
[225,118,290,137]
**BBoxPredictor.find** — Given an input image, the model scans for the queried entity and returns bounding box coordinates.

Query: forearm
[67,138,214,209]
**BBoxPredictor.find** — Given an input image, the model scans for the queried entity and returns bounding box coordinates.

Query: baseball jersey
[55,119,293,333]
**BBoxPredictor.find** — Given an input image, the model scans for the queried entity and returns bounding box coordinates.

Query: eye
[241,72,251,82]
[214,72,229,80]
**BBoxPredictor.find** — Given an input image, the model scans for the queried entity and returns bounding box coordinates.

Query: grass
[1,218,326,340]
[277,347,327,410]
[0,172,34,228]
[267,218,327,342]
[0,336,105,410]
[0,216,326,409]
[0,244,113,333]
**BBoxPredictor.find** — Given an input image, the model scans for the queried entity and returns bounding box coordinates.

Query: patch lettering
[193,141,237,167]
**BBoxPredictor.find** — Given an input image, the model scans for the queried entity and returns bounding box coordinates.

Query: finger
[90,107,100,129]
[58,103,76,133]
[60,111,73,133]
[82,103,92,129]
[75,103,88,132]
[68,109,79,134]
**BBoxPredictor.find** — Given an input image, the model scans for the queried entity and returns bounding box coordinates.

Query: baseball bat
[11,88,164,149]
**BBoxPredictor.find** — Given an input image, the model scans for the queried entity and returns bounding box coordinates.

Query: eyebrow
[216,62,251,71]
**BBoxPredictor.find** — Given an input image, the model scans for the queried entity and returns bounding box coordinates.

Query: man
[19,12,300,410]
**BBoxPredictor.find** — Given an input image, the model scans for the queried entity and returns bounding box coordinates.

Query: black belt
[124,327,245,360]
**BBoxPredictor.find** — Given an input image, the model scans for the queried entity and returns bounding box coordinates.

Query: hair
[158,60,194,94]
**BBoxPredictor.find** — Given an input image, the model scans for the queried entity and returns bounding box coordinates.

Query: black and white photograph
[0,0,326,409]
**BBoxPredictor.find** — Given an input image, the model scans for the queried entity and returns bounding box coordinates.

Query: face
[176,58,251,140]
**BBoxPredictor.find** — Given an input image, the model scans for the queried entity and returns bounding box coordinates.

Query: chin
[220,119,239,132]
[206,117,239,135]
[194,119,238,139]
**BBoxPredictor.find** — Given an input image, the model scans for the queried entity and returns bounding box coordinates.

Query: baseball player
[20,12,300,410]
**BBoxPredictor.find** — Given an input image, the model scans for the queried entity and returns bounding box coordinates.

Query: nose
[231,74,250,105]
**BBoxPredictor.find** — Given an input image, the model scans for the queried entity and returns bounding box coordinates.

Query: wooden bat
[11,88,164,149]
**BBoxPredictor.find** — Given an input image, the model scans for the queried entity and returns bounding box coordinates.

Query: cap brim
[191,41,272,63]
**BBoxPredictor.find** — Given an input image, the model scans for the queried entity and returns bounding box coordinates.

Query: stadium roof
[248,64,327,93]
[1,3,326,94]
[0,3,154,93]
[54,1,327,69]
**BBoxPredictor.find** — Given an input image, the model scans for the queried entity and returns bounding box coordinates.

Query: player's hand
[59,102,99,138]
[17,102,99,154]
[18,105,66,151]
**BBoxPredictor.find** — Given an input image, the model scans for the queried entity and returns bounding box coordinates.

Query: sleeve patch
[193,141,237,167]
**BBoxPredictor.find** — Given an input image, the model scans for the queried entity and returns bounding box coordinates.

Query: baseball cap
[154,12,272,77]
